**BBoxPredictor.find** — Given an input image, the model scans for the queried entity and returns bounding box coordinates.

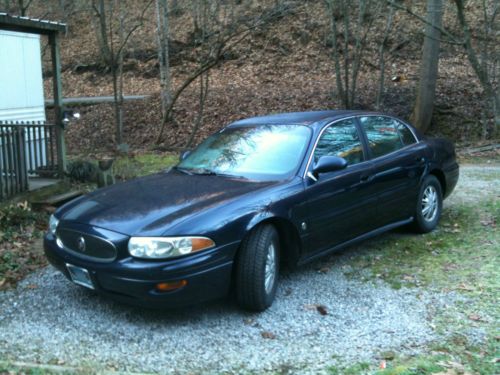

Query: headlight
[49,214,59,235]
[128,236,215,259]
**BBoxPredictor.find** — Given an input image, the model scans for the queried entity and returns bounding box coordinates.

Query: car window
[359,116,405,158]
[313,118,364,166]
[396,121,417,145]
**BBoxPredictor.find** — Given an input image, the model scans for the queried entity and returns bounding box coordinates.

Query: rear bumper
[443,162,459,199]
[44,234,239,308]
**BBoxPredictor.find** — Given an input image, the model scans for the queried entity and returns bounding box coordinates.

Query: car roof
[227,110,383,127]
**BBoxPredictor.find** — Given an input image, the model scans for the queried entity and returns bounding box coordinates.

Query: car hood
[58,170,275,236]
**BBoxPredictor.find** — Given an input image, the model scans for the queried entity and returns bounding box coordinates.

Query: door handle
[360,175,372,183]
[415,157,425,164]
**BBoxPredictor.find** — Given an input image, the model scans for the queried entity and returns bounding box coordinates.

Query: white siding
[0,30,45,122]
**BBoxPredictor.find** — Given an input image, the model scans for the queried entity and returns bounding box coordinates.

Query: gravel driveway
[0,164,497,374]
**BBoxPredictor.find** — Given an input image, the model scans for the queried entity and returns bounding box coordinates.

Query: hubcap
[421,185,438,222]
[264,243,277,294]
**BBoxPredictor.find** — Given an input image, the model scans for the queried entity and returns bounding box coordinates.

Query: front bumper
[44,234,239,308]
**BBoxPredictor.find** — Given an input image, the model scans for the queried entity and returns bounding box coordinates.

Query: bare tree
[91,0,113,67]
[17,0,33,16]
[155,0,172,118]
[376,2,395,109]
[156,1,292,144]
[90,0,153,149]
[411,0,443,133]
[186,71,210,148]
[388,0,499,137]
[453,0,499,136]
[0,0,33,15]
[324,0,381,109]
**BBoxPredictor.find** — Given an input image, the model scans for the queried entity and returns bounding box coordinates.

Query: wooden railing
[0,121,59,199]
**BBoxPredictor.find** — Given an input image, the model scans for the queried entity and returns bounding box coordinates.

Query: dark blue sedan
[44,111,459,311]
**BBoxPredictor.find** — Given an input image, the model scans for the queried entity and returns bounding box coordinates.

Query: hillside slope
[14,0,496,154]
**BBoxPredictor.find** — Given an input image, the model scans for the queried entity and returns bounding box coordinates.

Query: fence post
[49,32,66,178]
[0,125,3,200]
[16,127,28,191]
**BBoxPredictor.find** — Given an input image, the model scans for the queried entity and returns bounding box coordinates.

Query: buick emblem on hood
[77,236,86,252]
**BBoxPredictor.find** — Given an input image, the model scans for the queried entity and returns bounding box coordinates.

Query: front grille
[57,228,117,262]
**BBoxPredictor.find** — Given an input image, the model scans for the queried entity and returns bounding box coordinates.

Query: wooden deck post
[49,32,66,177]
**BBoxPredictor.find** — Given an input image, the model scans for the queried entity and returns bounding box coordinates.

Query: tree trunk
[326,0,346,107]
[494,91,500,136]
[376,4,395,109]
[411,0,443,133]
[155,0,172,117]
[453,0,499,136]
[115,0,125,148]
[91,0,113,67]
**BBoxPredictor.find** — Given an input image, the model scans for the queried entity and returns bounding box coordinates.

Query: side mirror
[312,156,347,177]
[179,150,191,161]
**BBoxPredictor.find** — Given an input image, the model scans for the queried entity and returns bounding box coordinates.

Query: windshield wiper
[190,168,247,179]
[173,166,193,175]
[190,168,217,176]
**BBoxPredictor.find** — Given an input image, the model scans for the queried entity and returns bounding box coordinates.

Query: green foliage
[329,362,371,375]
[0,201,47,289]
[375,356,444,375]
[66,159,98,183]
[0,201,46,242]
[113,152,178,180]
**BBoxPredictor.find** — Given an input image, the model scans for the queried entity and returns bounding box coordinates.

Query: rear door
[304,118,378,254]
[357,116,427,226]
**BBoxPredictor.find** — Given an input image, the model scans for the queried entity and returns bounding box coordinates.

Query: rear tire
[235,224,279,311]
[412,175,443,233]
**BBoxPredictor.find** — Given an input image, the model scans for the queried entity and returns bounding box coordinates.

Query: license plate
[66,263,95,290]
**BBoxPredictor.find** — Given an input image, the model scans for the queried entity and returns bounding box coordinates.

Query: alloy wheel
[264,243,276,294]
[422,185,438,222]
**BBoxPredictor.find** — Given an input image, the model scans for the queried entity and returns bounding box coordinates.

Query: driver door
[304,118,378,255]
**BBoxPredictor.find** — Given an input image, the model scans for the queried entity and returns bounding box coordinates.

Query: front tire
[235,224,279,311]
[412,175,443,233]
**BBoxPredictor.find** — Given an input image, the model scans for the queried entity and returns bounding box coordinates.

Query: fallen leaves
[467,313,487,322]
[434,360,474,375]
[304,304,328,315]
[479,217,496,228]
[317,266,330,274]
[380,351,396,360]
[260,331,276,339]
[457,283,475,292]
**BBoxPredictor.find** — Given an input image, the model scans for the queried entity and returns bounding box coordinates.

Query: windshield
[178,124,312,180]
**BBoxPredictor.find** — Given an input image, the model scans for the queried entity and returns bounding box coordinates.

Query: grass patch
[341,170,500,375]
[328,362,371,374]
[113,152,178,181]
[345,198,499,291]
[0,360,94,374]
[375,355,445,375]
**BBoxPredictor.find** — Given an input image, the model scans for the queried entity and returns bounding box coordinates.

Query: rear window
[359,116,404,158]
[396,121,417,145]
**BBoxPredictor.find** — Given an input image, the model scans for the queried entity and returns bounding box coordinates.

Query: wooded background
[2,0,499,155]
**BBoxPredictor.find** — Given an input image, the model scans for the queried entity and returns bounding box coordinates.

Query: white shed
[0,13,66,199]
[0,30,46,122]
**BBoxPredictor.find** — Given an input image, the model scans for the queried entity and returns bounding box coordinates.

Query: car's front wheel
[235,224,279,311]
[412,175,443,233]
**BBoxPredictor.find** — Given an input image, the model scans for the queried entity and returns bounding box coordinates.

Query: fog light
[155,280,187,292]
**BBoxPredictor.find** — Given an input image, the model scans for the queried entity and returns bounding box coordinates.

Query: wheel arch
[428,168,446,196]
[241,215,303,268]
